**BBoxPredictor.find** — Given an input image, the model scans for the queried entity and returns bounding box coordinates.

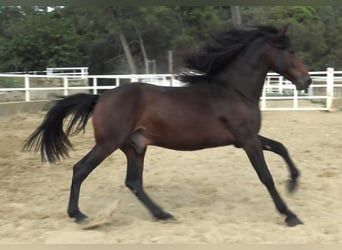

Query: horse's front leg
[243,137,303,227]
[259,135,300,192]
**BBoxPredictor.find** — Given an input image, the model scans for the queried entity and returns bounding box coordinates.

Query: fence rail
[46,67,88,77]
[0,68,342,111]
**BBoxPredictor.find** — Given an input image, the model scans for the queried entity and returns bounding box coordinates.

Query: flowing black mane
[178,26,291,84]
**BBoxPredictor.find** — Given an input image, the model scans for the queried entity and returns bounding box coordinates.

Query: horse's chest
[217,108,261,136]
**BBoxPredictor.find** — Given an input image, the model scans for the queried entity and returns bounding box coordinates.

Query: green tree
[315,6,342,70]
[0,6,341,74]
[0,7,83,71]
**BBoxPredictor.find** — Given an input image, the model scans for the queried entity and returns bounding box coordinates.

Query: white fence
[0,74,183,102]
[261,68,342,111]
[46,67,88,77]
[0,68,342,111]
[3,67,89,77]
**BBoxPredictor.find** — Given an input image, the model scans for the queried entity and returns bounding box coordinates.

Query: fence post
[93,77,98,95]
[293,88,298,109]
[63,77,68,96]
[170,74,175,87]
[279,76,283,94]
[131,74,137,83]
[326,67,334,111]
[24,75,30,102]
[261,78,267,109]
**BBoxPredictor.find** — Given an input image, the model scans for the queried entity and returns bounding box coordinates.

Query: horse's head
[267,26,312,90]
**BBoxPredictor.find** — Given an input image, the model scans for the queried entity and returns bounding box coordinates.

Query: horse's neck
[217,42,270,102]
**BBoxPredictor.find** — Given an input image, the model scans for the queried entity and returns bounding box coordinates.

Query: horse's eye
[289,50,295,55]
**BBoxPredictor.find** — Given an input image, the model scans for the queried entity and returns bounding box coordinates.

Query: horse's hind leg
[121,144,174,220]
[259,135,299,192]
[67,145,114,223]
[243,137,303,227]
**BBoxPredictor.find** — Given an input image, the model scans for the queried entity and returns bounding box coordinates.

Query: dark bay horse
[23,26,311,227]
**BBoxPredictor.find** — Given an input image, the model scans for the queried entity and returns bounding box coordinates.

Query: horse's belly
[146,125,235,151]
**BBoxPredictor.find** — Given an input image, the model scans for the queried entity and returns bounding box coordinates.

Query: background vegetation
[0,6,341,75]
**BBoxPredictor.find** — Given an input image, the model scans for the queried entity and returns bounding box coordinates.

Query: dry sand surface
[0,110,341,244]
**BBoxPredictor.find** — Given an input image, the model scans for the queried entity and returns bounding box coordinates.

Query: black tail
[23,93,99,163]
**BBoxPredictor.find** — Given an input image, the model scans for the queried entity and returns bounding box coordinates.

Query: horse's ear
[279,25,289,36]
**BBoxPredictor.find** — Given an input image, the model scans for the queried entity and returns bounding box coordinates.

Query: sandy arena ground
[0,110,341,244]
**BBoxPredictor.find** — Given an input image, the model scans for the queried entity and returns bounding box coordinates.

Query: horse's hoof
[287,179,298,193]
[285,215,303,227]
[73,213,88,224]
[155,211,175,221]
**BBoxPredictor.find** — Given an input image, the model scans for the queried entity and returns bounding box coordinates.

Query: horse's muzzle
[296,76,312,91]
